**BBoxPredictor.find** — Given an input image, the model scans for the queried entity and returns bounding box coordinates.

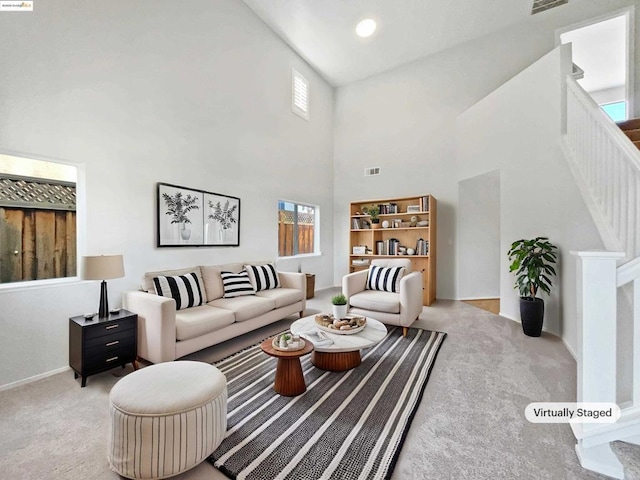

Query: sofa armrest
[343,269,369,300]
[278,271,306,312]
[122,291,177,364]
[399,271,424,327]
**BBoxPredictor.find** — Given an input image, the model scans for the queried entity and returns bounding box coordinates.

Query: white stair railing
[564,76,640,479]
[562,75,640,262]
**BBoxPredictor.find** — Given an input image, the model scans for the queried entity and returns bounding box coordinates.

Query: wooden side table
[260,338,313,396]
[69,309,138,387]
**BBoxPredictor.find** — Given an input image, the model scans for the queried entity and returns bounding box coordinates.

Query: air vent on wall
[531,0,568,15]
[365,167,380,176]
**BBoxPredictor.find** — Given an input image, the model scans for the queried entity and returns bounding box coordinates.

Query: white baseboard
[0,366,70,392]
[460,297,500,301]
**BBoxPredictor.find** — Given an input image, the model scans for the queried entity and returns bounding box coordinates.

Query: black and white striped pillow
[366,265,405,293]
[221,270,256,298]
[244,264,280,291]
[152,272,204,310]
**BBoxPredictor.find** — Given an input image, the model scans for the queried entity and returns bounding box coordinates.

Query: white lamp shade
[81,255,125,281]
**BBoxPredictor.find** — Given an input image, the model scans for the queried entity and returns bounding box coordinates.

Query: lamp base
[98,280,109,318]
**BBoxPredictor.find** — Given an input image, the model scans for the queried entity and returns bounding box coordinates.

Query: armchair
[342,259,423,337]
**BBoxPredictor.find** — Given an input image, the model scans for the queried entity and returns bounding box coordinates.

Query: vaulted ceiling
[242,0,585,86]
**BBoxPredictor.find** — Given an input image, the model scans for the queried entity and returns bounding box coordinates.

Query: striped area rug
[209,327,446,480]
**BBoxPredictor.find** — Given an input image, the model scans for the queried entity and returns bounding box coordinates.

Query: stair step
[624,129,640,141]
[617,118,640,131]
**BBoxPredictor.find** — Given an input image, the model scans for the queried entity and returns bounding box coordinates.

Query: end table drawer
[85,335,135,359]
[84,345,136,372]
[84,317,136,340]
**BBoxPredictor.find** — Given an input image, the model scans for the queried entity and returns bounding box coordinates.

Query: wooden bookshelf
[349,194,437,305]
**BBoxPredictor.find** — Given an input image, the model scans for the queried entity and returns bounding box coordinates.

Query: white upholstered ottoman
[108,361,227,479]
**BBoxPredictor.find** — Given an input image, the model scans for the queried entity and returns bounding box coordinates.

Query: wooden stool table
[260,338,313,396]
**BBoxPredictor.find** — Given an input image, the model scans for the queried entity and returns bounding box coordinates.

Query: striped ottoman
[108,361,227,479]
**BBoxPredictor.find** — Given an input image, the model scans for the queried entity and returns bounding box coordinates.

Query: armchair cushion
[366,265,405,293]
[349,290,400,314]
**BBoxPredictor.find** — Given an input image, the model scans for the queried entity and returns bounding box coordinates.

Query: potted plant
[162,191,200,240]
[369,206,380,230]
[209,199,238,242]
[507,237,558,337]
[331,293,348,319]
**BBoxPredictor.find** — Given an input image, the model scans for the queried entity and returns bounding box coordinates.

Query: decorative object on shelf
[406,205,421,213]
[410,215,418,226]
[81,254,125,318]
[507,237,558,337]
[369,205,380,229]
[157,182,240,247]
[331,293,348,319]
[406,248,415,255]
[352,245,367,255]
[417,220,429,227]
[381,220,390,229]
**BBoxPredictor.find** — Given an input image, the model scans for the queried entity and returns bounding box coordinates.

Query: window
[278,200,318,257]
[0,154,77,284]
[601,101,626,122]
[292,68,309,120]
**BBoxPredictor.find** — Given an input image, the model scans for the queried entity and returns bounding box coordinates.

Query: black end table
[69,309,138,387]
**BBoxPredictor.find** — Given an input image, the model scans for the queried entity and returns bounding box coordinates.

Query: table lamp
[81,255,125,318]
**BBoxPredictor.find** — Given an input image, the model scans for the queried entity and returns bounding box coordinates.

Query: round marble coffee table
[290,315,387,371]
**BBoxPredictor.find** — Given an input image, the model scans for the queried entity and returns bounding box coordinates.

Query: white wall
[457,45,605,352]
[457,170,500,299]
[334,0,640,302]
[0,0,335,387]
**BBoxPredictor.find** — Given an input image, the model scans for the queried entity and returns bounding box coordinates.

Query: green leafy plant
[508,237,558,298]
[162,191,199,225]
[209,200,238,230]
[368,205,380,223]
[331,293,347,305]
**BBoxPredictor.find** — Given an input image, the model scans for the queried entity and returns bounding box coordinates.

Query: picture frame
[203,192,241,246]
[157,182,240,247]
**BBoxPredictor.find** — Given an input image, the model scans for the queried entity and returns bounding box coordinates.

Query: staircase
[618,118,640,150]
[562,75,640,479]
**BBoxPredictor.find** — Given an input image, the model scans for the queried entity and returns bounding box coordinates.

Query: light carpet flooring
[1,289,638,480]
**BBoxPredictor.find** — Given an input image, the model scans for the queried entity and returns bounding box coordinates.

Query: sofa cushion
[152,272,204,310]
[208,296,275,322]
[244,264,280,291]
[142,266,207,303]
[220,271,256,298]
[366,265,405,293]
[349,290,400,314]
[200,264,243,301]
[255,288,303,308]
[175,305,235,341]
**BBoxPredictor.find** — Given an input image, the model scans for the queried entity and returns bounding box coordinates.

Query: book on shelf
[415,238,429,255]
[420,196,430,212]
[352,258,370,266]
[378,203,399,214]
[351,218,360,229]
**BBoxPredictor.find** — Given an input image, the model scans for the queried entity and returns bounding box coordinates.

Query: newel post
[572,251,624,404]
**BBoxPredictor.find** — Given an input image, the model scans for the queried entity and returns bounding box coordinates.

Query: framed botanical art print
[157,183,240,247]
[203,192,241,246]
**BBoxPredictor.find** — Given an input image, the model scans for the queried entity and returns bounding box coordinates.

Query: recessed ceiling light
[355,18,377,38]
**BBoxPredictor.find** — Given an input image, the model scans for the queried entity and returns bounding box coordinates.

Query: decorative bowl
[314,314,366,335]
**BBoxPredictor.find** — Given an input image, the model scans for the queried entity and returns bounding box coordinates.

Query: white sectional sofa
[123,261,306,364]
